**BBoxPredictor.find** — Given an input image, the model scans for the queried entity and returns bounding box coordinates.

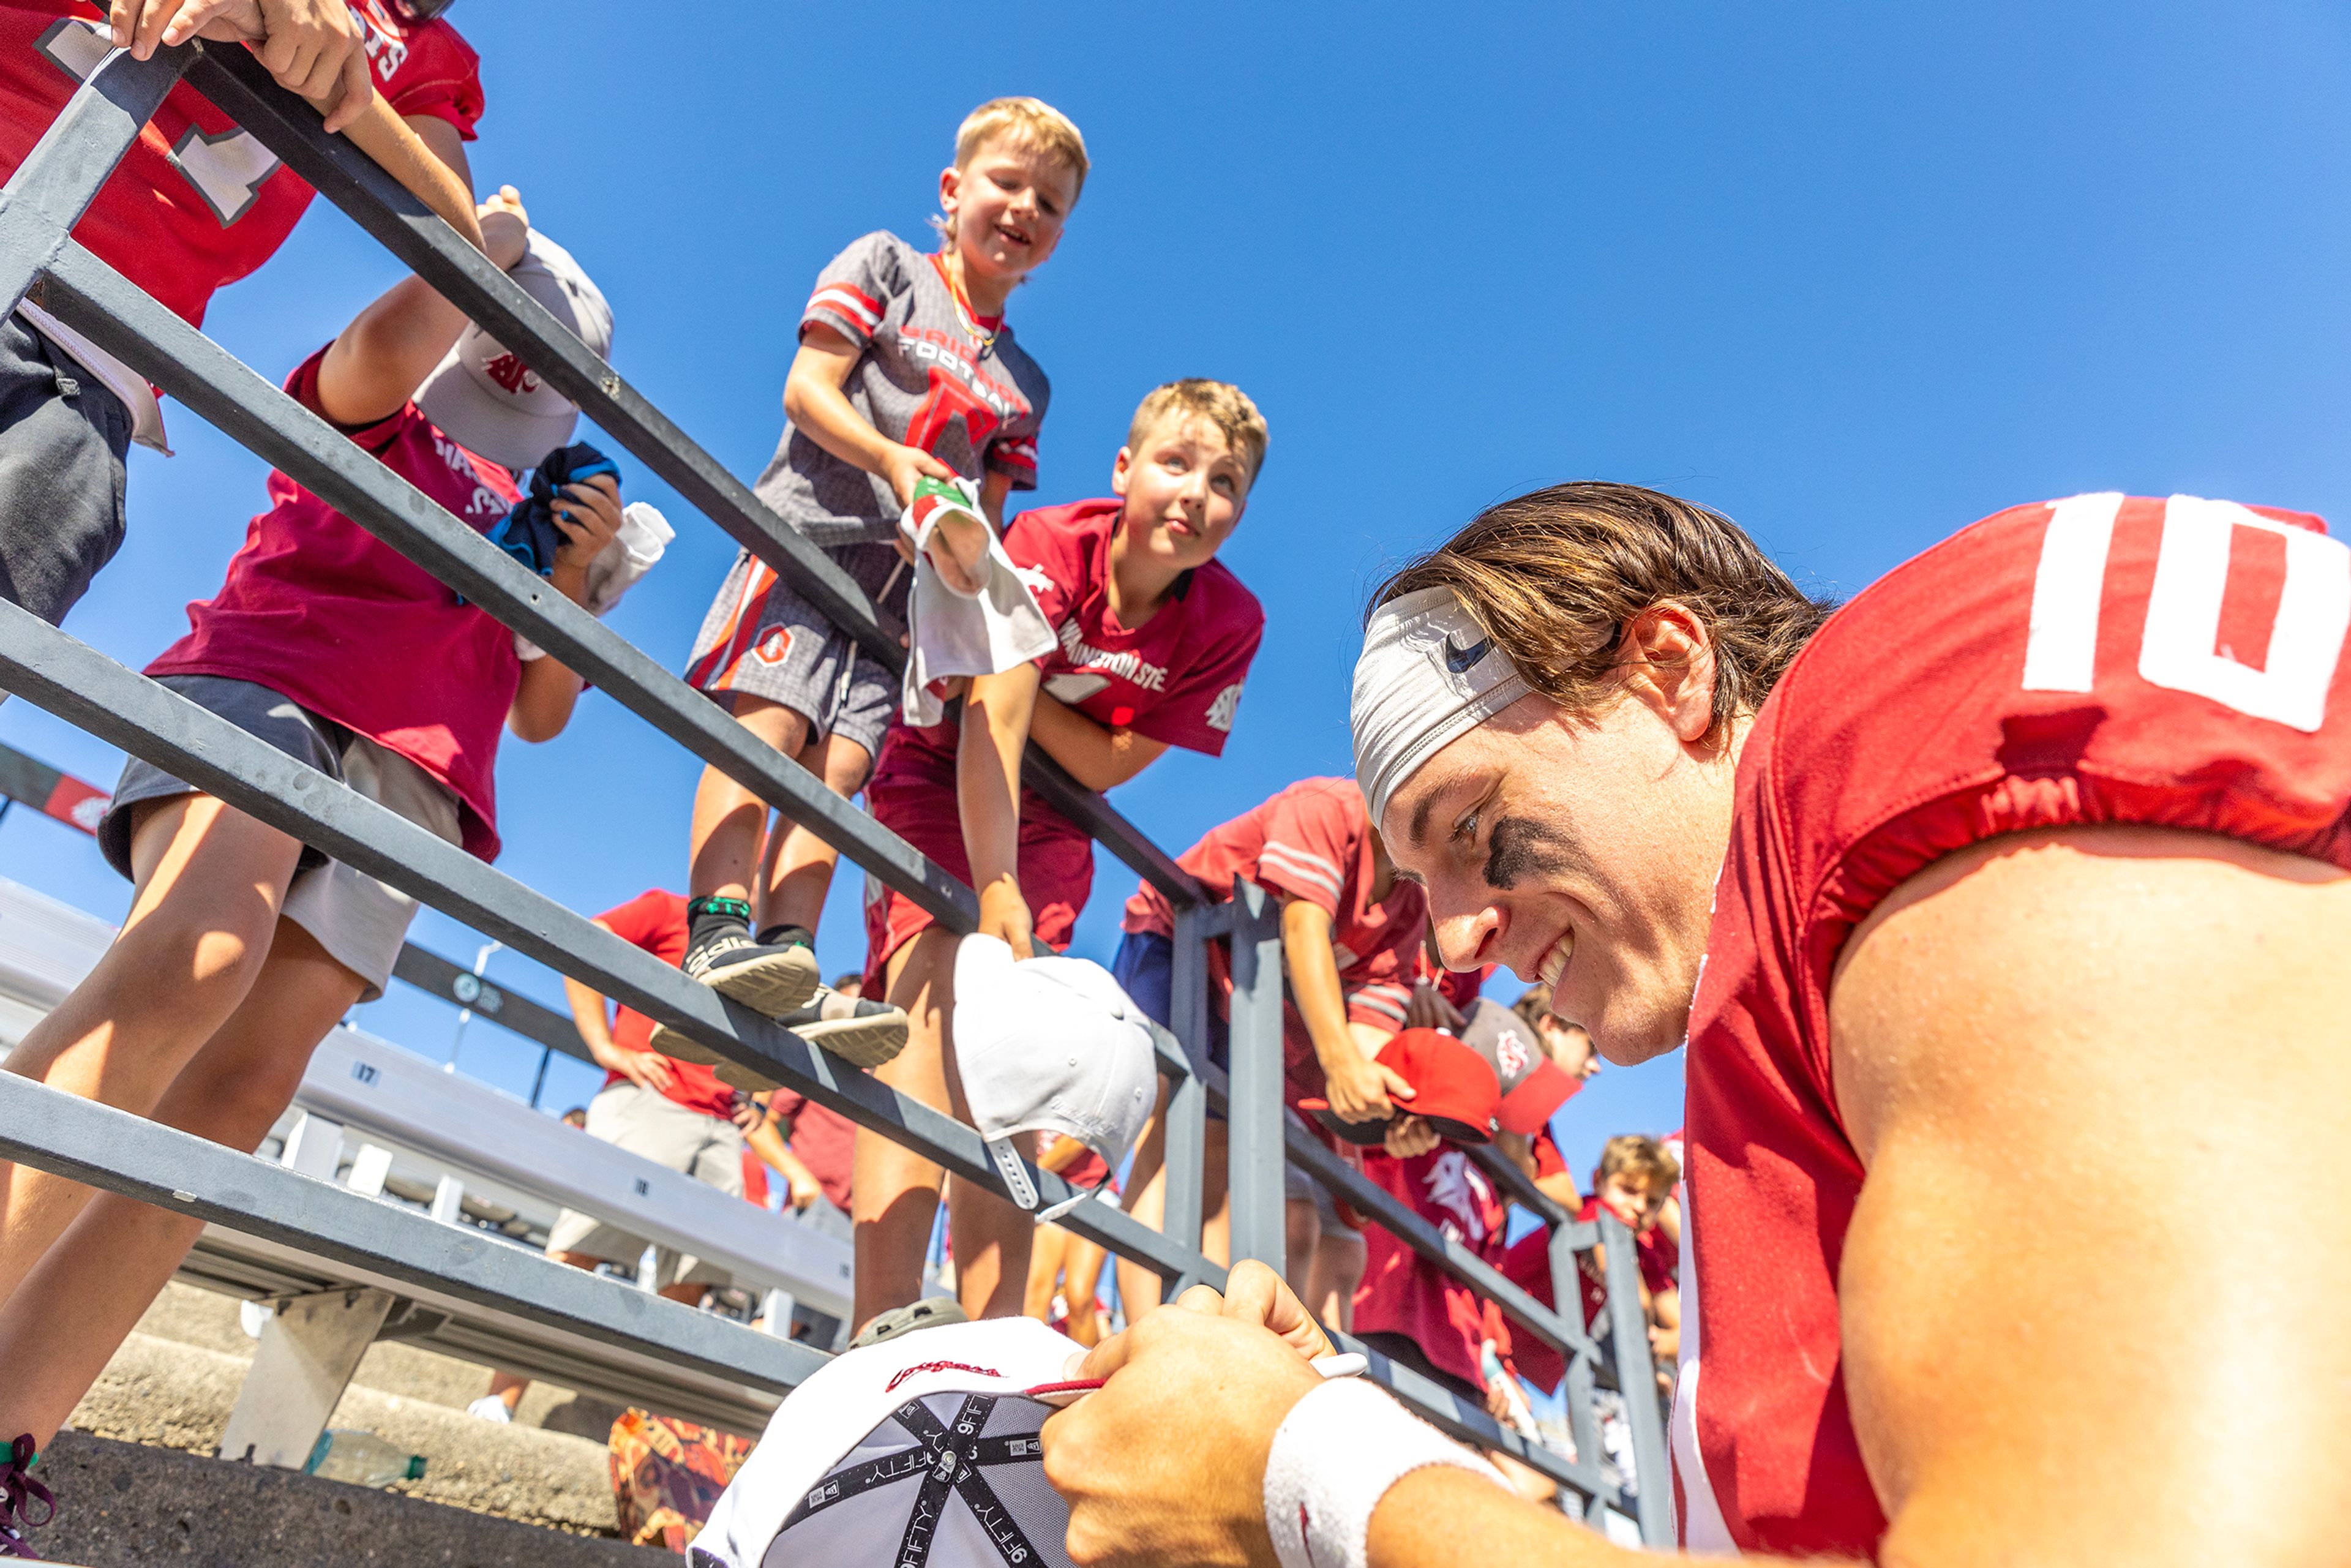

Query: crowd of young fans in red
[0,2,1671,1550]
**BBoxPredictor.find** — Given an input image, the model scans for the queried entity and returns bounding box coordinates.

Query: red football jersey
[146,346,520,858]
[0,2,483,328]
[1674,493,2351,1556]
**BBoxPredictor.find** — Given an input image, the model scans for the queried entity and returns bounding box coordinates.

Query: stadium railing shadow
[0,37,1671,1542]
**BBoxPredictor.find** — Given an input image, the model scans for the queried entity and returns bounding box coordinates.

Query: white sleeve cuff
[1262,1378,1509,1568]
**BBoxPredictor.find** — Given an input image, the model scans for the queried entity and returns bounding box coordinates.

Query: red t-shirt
[1352,1139,1515,1391]
[146,348,522,858]
[1675,493,2351,1558]
[589,890,735,1120]
[765,1089,855,1213]
[874,496,1264,842]
[0,2,482,329]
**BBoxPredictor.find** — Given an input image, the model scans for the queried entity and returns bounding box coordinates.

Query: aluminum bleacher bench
[0,874,847,1439]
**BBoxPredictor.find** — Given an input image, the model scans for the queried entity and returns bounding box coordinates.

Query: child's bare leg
[0,796,301,1302]
[851,929,956,1332]
[756,731,876,936]
[689,695,814,906]
[852,928,1030,1329]
[1022,1220,1069,1321]
[1306,1228,1365,1333]
[1116,1103,1228,1318]
[1060,1232,1109,1347]
[0,917,361,1447]
[1284,1197,1322,1307]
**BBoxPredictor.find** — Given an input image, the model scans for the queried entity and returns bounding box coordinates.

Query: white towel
[515,500,675,661]
[898,478,1056,727]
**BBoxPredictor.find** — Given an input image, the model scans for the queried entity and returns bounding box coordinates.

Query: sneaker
[663,985,912,1089]
[0,1435,54,1560]
[465,1395,514,1425]
[655,927,823,1065]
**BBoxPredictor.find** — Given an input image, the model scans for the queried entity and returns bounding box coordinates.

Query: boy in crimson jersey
[1111,776,1426,1322]
[662,98,1088,1063]
[0,0,484,632]
[851,377,1269,1333]
[1042,481,2351,1568]
[0,189,623,1547]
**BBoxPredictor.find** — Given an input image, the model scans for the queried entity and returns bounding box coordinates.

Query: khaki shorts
[98,675,463,1002]
[546,1081,746,1288]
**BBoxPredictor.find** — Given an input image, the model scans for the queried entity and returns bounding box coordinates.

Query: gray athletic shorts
[97,675,463,1002]
[682,539,907,760]
[546,1081,747,1288]
[0,315,131,627]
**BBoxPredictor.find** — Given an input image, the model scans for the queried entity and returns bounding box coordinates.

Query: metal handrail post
[1599,1210,1674,1544]
[1160,903,1212,1296]
[1549,1221,1608,1532]
[1223,879,1286,1274]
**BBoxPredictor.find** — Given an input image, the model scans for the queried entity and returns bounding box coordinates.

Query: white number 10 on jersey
[2023,492,2350,732]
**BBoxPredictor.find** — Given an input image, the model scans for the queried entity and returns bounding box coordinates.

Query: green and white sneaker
[653,922,822,1066]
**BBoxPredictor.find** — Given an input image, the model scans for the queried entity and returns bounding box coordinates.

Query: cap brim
[1301,1101,1395,1146]
[1496,1059,1576,1135]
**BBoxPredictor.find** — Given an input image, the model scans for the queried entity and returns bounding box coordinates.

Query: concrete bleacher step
[61,1283,662,1555]
[36,1431,663,1567]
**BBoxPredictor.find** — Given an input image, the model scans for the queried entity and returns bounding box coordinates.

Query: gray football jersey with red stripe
[753,231,1049,549]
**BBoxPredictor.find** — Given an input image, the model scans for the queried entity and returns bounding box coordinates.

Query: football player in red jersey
[1041,481,2351,1568]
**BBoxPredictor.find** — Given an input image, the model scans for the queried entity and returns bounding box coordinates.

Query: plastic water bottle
[303,1430,426,1487]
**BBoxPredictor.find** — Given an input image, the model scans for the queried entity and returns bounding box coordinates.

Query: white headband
[1350,586,1531,828]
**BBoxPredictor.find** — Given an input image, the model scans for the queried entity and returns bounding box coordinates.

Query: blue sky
[5,0,2349,1180]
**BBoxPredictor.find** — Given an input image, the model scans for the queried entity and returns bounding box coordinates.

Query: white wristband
[1262,1378,1509,1568]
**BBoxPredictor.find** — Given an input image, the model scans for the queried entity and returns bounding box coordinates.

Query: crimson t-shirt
[0,2,483,329]
[592,890,735,1120]
[1351,1140,1513,1390]
[874,496,1264,841]
[146,347,521,858]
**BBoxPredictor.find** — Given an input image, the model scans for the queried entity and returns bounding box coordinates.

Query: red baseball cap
[1459,998,1578,1135]
[1300,1028,1500,1147]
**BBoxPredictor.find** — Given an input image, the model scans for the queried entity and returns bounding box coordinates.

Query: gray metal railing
[0,32,1671,1541]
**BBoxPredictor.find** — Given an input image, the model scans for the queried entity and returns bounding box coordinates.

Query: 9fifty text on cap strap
[782,1395,1048,1568]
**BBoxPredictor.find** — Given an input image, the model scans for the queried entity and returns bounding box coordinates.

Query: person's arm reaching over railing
[1284,899,1414,1127]
[959,661,1042,955]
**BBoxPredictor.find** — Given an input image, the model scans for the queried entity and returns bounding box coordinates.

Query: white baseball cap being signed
[688,1317,1089,1568]
[952,936,1155,1214]
[416,228,613,470]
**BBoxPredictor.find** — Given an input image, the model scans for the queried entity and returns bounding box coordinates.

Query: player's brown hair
[1595,1133,1680,1193]
[1128,379,1271,482]
[1371,482,1835,742]
[955,97,1090,190]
